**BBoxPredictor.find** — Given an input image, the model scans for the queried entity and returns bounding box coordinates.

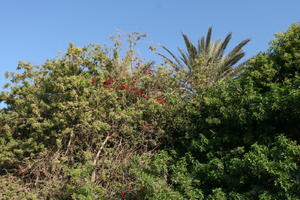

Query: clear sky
[0,0,299,89]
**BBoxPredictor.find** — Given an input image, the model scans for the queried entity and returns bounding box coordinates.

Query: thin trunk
[91,135,110,182]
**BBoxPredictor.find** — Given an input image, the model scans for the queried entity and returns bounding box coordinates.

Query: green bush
[0,33,180,199]
[131,24,300,199]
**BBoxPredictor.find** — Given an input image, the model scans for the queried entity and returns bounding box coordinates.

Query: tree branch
[91,135,110,182]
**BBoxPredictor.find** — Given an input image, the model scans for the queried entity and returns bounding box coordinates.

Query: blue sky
[0,0,299,88]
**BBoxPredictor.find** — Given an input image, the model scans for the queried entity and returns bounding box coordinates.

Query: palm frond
[217,33,232,58]
[182,33,197,60]
[227,39,250,58]
[199,37,206,55]
[161,46,186,70]
[205,27,212,52]
[157,27,250,92]
[178,48,192,72]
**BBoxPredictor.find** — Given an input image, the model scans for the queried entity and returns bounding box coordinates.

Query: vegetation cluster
[1,24,300,199]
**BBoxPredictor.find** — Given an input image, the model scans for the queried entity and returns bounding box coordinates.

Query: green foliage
[0,175,39,200]
[132,136,300,199]
[1,24,300,199]
[130,151,204,200]
[131,23,300,199]
[0,33,180,199]
[60,153,105,200]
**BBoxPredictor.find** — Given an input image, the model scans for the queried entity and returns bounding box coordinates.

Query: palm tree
[158,27,250,91]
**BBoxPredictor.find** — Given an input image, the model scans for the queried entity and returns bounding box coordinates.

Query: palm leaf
[158,27,250,92]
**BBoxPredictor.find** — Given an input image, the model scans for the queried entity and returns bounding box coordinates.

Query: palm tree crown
[158,27,250,91]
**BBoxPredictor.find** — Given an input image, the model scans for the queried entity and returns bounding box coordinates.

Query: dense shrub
[131,24,300,199]
[1,24,300,199]
[0,33,181,199]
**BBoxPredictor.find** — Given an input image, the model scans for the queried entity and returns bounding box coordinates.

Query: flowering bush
[0,33,181,199]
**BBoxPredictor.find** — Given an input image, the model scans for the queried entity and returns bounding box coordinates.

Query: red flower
[156,97,166,103]
[134,90,143,95]
[131,86,137,90]
[105,78,115,83]
[117,84,127,90]
[121,192,127,199]
[103,84,110,89]
[90,77,97,84]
